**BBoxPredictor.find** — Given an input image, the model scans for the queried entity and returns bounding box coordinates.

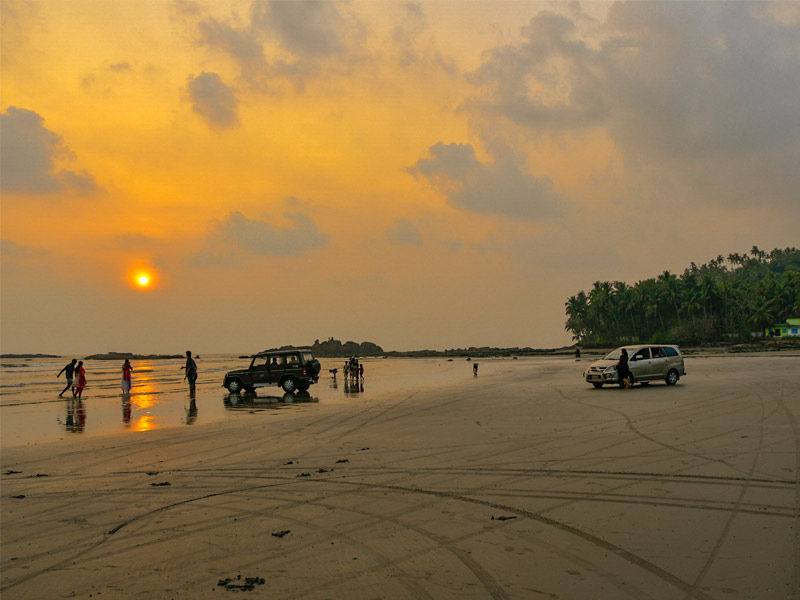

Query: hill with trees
[311,338,384,357]
[564,246,800,345]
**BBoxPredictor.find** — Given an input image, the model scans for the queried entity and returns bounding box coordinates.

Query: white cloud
[407,142,561,220]
[187,72,239,128]
[0,107,99,195]
[388,218,423,246]
[199,210,329,262]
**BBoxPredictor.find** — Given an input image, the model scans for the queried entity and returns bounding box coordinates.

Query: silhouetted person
[575,347,581,360]
[359,363,364,382]
[473,362,478,376]
[74,361,87,398]
[57,359,78,397]
[182,350,197,395]
[121,359,133,394]
[617,349,632,389]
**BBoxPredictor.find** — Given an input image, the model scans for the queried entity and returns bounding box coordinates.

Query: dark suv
[223,348,321,394]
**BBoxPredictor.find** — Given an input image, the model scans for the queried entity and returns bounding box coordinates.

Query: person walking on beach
[57,358,78,397]
[74,361,87,399]
[359,363,364,382]
[473,362,478,376]
[617,348,632,389]
[121,359,133,394]
[182,350,198,395]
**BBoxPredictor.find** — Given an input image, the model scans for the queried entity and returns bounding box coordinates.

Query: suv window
[631,348,650,361]
[269,355,283,367]
[286,354,300,367]
[252,356,269,369]
[301,352,313,363]
[662,347,678,357]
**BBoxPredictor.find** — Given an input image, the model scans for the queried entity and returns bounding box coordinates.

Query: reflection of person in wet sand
[73,361,87,398]
[186,397,197,425]
[181,351,197,395]
[122,396,131,427]
[57,358,77,397]
[65,397,86,433]
[121,359,133,394]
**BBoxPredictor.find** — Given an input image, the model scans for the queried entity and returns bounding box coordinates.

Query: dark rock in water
[297,472,311,478]
[317,468,330,473]
[491,515,517,521]
[150,481,171,487]
[284,460,294,465]
[11,495,26,499]
[335,459,349,463]
[358,447,370,451]
[0,353,59,358]
[146,471,159,476]
[4,470,22,475]
[32,473,49,478]
[271,530,290,538]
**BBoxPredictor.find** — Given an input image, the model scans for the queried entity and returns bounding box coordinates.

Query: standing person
[121,359,133,394]
[359,362,364,382]
[473,362,478,376]
[182,350,198,395]
[74,361,87,399]
[57,358,78,397]
[617,348,632,389]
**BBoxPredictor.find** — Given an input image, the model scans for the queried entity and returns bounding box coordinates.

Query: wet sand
[1,355,798,599]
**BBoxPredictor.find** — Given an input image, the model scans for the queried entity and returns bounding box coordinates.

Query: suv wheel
[297,382,310,392]
[282,378,296,393]
[665,369,679,386]
[227,379,242,394]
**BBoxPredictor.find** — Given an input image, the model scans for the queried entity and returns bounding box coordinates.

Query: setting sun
[138,275,149,286]
[131,270,155,289]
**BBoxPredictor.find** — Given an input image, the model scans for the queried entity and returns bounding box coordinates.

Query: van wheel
[665,369,679,385]
[282,378,296,393]
[227,379,242,394]
[592,382,603,388]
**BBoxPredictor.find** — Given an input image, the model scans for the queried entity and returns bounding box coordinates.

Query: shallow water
[0,355,538,447]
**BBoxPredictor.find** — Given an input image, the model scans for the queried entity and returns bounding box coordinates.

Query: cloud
[196,1,361,89]
[206,210,329,258]
[407,142,561,220]
[250,0,348,58]
[0,107,99,195]
[0,239,45,258]
[467,1,800,205]
[187,72,239,128]
[388,218,423,246]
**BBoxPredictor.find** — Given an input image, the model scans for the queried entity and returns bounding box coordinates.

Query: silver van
[584,345,686,388]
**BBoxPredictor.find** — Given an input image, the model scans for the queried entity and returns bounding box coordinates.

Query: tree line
[565,247,800,345]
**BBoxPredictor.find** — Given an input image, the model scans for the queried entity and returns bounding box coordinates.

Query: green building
[768,318,800,337]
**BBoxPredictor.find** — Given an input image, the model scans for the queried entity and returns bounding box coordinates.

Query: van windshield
[604,349,622,360]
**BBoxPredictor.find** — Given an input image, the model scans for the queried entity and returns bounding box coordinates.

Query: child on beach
[121,359,133,394]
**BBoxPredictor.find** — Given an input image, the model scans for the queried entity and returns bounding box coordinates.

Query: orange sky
[2,0,799,354]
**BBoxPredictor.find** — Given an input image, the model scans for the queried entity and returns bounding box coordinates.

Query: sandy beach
[1,355,798,599]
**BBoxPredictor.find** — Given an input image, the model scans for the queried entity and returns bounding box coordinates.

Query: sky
[1,0,799,355]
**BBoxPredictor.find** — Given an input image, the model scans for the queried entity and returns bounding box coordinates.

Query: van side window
[662,347,678,357]
[650,347,663,358]
[632,348,650,361]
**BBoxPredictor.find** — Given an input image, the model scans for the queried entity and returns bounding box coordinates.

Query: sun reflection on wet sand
[128,372,161,432]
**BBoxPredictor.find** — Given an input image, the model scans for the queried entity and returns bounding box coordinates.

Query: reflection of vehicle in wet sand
[223,391,317,410]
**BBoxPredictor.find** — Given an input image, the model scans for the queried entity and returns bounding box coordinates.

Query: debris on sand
[11,495,26,499]
[335,459,349,463]
[146,471,159,476]
[317,468,331,473]
[150,481,171,487]
[491,515,517,521]
[296,472,311,478]
[358,447,370,451]
[217,574,266,592]
[271,530,291,538]
[4,470,22,475]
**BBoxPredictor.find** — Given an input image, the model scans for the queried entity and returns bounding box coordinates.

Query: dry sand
[2,356,798,599]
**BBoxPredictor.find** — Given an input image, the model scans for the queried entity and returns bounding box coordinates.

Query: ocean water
[0,355,532,447]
